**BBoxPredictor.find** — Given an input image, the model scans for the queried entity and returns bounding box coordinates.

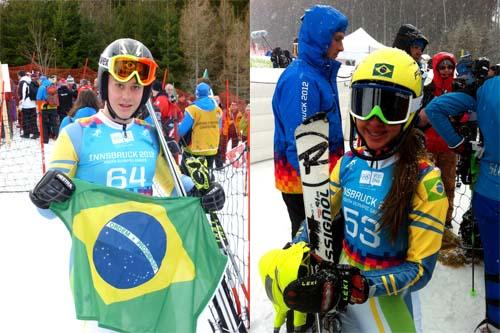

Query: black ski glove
[29,170,75,209]
[283,264,369,314]
[200,182,225,212]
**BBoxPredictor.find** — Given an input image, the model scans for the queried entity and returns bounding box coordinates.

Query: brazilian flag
[50,179,227,333]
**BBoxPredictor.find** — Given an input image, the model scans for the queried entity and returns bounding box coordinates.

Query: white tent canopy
[337,28,387,66]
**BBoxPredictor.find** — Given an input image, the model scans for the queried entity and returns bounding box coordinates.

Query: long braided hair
[378,128,429,242]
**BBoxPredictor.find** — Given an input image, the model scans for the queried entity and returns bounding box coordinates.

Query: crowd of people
[15,67,249,169]
[16,70,101,143]
[264,4,499,333]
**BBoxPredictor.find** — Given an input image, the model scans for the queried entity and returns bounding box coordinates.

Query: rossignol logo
[312,189,335,261]
[296,132,329,184]
[373,63,394,78]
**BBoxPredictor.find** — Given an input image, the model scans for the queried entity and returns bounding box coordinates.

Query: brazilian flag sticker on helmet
[372,63,394,78]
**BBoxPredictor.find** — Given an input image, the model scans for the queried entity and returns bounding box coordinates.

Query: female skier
[282,48,448,333]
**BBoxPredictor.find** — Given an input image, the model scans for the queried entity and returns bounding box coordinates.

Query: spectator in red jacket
[420,52,458,231]
[152,81,182,141]
[77,79,93,95]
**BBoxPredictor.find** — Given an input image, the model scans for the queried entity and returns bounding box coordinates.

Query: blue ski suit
[426,76,500,328]
[272,5,348,194]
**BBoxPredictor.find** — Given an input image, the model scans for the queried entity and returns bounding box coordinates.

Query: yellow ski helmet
[349,48,423,160]
[352,48,422,97]
[258,242,311,331]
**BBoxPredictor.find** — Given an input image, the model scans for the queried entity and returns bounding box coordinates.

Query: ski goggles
[350,83,422,125]
[99,55,158,86]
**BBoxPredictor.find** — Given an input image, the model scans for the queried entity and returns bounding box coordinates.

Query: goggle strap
[99,55,111,70]
[410,95,422,113]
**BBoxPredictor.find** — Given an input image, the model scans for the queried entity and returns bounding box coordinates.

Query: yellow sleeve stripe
[406,263,425,289]
[49,167,71,173]
[409,221,443,235]
[369,298,385,332]
[409,212,445,233]
[51,159,77,165]
[408,227,443,260]
[410,210,444,226]
[389,274,398,296]
[381,276,392,296]
[329,180,340,188]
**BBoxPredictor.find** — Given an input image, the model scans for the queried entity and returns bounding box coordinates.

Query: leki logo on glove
[341,279,349,301]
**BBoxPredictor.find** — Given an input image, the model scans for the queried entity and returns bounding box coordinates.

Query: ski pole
[145,100,186,196]
[146,100,243,332]
[470,214,477,297]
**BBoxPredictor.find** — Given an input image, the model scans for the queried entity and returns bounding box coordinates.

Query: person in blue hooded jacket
[272,4,348,238]
[36,75,60,143]
[179,82,222,171]
[425,75,500,333]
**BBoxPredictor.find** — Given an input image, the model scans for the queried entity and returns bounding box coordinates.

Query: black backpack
[28,82,38,100]
[19,81,38,101]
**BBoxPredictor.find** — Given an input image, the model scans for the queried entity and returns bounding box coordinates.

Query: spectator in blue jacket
[272,4,348,239]
[178,82,222,172]
[425,75,500,332]
[59,89,100,131]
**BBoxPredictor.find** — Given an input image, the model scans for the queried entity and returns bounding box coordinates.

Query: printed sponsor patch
[360,170,371,185]
[370,171,384,186]
[373,63,394,78]
[110,131,135,144]
[423,177,446,201]
[359,170,384,186]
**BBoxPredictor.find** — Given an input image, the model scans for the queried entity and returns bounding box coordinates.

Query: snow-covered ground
[0,186,231,332]
[250,159,486,333]
[0,156,485,333]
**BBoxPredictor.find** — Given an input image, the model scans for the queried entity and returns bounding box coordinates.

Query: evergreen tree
[217,0,249,101]
[156,1,186,88]
[179,0,218,92]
